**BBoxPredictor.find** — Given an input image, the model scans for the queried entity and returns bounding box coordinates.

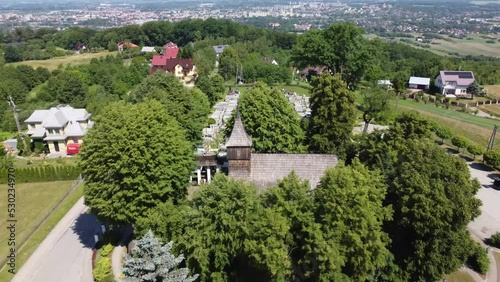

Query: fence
[0,174,84,272]
[407,93,499,109]
[0,165,81,184]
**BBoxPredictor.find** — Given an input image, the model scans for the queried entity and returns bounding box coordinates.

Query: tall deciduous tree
[238,83,306,153]
[314,160,393,281]
[128,72,210,145]
[467,81,481,99]
[360,86,394,133]
[79,100,194,224]
[291,22,369,89]
[218,47,239,81]
[122,230,199,282]
[307,72,356,158]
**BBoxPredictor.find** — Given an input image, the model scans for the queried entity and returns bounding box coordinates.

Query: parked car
[493,177,500,190]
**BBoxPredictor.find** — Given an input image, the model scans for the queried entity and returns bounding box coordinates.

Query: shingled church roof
[226,113,252,147]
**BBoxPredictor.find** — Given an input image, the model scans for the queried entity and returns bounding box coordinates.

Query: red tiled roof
[163,42,178,48]
[152,55,168,66]
[165,48,179,59]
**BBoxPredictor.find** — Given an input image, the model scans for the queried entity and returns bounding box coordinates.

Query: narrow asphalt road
[12,197,100,282]
[467,160,500,282]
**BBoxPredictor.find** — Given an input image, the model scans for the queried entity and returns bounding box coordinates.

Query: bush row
[0,165,81,184]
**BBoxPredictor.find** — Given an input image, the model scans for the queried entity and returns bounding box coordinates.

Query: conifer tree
[122,230,198,282]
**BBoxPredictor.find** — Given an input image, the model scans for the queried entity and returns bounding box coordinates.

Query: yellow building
[25,105,92,156]
[150,56,197,87]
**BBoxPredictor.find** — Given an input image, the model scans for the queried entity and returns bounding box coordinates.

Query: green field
[13,156,78,169]
[443,270,475,282]
[0,181,76,275]
[371,33,500,58]
[394,98,500,149]
[6,51,120,71]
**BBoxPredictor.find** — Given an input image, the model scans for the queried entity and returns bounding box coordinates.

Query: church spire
[226,112,252,147]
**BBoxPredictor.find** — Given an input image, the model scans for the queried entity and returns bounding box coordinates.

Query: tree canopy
[307,72,357,158]
[79,100,194,224]
[238,83,306,153]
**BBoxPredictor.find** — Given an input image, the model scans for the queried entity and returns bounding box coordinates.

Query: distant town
[0,0,499,36]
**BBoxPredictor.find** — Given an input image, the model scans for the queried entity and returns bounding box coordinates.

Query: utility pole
[8,96,28,153]
[487,125,498,151]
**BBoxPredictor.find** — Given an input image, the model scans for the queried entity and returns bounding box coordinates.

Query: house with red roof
[162,42,179,59]
[150,55,197,87]
[117,41,139,51]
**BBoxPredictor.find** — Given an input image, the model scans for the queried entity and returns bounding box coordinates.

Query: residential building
[24,105,92,155]
[408,76,430,90]
[150,56,197,87]
[117,41,139,51]
[162,42,179,59]
[435,70,475,95]
[140,46,156,53]
[213,45,229,58]
[377,80,393,88]
[261,58,279,65]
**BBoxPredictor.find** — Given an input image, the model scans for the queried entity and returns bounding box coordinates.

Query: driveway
[12,197,100,282]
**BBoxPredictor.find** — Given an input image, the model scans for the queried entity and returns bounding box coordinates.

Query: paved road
[467,161,500,282]
[12,197,100,282]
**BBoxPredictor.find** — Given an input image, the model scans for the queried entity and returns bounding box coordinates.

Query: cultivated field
[0,181,75,268]
[6,51,120,70]
[372,33,500,58]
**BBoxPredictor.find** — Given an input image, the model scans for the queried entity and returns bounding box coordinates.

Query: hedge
[0,165,81,184]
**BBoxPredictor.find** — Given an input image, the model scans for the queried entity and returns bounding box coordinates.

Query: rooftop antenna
[8,96,28,153]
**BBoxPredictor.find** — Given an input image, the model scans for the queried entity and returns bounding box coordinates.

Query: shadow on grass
[470,162,494,172]
[71,213,101,249]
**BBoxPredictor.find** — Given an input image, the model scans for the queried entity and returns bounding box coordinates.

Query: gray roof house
[435,71,475,96]
[213,45,229,56]
[140,46,156,53]
[408,76,430,90]
[24,105,92,155]
[225,114,338,190]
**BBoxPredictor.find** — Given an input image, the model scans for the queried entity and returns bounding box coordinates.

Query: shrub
[484,149,500,169]
[486,232,500,248]
[466,242,489,274]
[93,257,112,282]
[0,165,81,184]
[467,144,485,160]
[100,244,114,257]
[451,136,470,153]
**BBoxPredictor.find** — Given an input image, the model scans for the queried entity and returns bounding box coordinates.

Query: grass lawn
[0,180,77,280]
[443,270,475,282]
[280,85,311,96]
[13,156,79,169]
[394,99,500,149]
[485,85,500,100]
[6,51,120,71]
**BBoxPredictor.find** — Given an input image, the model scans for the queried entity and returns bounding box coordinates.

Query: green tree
[391,111,433,141]
[483,149,500,169]
[467,143,485,160]
[93,257,112,282]
[314,160,392,281]
[174,174,290,282]
[307,72,356,157]
[291,23,369,89]
[122,230,199,282]
[392,72,407,95]
[128,72,210,145]
[84,85,119,117]
[40,71,87,107]
[195,74,225,107]
[79,100,194,224]
[381,140,481,281]
[193,47,216,77]
[3,46,22,63]
[238,83,306,153]
[360,86,394,133]
[0,79,29,104]
[451,135,470,153]
[433,123,454,143]
[219,47,239,81]
[467,81,481,99]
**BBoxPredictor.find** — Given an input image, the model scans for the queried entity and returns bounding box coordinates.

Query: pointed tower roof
[226,113,252,147]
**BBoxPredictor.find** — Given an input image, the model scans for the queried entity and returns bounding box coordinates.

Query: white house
[409,76,430,90]
[24,105,92,155]
[261,58,279,65]
[140,46,156,53]
[377,80,393,88]
[435,71,475,96]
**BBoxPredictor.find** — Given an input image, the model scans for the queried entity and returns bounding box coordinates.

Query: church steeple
[226,111,252,148]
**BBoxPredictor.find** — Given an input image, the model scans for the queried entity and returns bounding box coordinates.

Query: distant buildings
[261,58,278,65]
[408,76,430,90]
[117,41,139,51]
[213,45,229,58]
